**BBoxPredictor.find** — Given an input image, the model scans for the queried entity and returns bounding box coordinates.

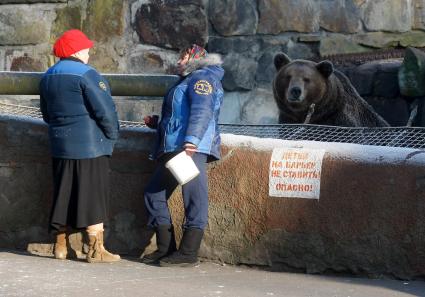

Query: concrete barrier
[1,115,425,279]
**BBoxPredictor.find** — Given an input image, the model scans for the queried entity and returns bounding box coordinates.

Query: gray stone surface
[413,0,425,30]
[134,0,207,49]
[319,0,361,33]
[1,252,424,297]
[127,45,179,75]
[354,32,401,49]
[363,0,412,33]
[240,88,279,124]
[257,0,320,34]
[222,53,258,91]
[0,5,55,45]
[209,0,258,36]
[0,0,65,2]
[319,34,369,56]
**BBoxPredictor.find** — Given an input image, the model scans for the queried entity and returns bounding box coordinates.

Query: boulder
[209,0,258,36]
[134,0,207,49]
[398,47,425,97]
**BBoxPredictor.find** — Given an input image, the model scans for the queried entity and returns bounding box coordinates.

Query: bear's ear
[274,53,291,70]
[316,60,334,78]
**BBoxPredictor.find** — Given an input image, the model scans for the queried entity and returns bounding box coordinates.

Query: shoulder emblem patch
[99,81,107,91]
[194,80,213,95]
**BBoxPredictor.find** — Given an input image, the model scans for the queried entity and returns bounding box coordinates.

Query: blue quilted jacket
[39,58,119,159]
[153,57,224,161]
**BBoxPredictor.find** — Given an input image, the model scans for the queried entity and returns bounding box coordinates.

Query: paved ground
[0,251,424,297]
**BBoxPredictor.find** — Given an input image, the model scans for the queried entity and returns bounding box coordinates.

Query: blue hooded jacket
[153,54,225,161]
[39,58,119,159]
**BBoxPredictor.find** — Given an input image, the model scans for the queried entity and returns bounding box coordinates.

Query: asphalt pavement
[0,251,424,297]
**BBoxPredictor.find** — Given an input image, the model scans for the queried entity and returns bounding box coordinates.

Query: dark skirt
[49,156,110,232]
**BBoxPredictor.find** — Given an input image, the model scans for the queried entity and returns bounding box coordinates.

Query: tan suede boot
[54,232,67,260]
[86,231,120,263]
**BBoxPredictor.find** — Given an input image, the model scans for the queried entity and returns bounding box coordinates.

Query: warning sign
[269,148,326,199]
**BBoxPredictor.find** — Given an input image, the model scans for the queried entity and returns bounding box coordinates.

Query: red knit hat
[53,29,94,58]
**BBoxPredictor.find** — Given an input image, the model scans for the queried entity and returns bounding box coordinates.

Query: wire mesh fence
[1,101,425,149]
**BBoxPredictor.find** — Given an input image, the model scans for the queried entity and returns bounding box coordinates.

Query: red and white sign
[269,148,326,199]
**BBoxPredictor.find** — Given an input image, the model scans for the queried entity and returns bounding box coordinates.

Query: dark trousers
[144,153,208,230]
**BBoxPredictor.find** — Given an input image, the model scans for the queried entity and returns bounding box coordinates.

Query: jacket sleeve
[39,80,50,124]
[184,75,215,146]
[81,69,119,140]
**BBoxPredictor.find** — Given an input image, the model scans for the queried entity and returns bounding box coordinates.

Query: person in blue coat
[142,44,224,267]
[39,29,120,263]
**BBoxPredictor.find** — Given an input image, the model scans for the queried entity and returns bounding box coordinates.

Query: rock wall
[1,115,425,279]
[0,0,424,124]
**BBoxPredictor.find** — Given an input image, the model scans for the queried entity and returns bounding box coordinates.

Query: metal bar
[0,71,180,97]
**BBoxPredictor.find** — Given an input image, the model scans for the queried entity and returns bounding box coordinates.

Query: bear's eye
[284,75,291,81]
[303,78,311,83]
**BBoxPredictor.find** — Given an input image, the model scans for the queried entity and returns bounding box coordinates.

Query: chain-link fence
[1,101,425,149]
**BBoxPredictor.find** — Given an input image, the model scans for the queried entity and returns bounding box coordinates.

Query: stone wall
[1,115,425,279]
[0,0,424,125]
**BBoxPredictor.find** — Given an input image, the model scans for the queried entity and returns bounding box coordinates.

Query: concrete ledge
[1,115,425,279]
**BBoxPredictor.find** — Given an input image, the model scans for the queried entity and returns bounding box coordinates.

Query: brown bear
[273,53,390,127]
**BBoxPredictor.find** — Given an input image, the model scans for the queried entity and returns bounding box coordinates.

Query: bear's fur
[273,53,389,127]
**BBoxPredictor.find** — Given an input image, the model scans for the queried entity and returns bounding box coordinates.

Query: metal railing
[0,71,179,96]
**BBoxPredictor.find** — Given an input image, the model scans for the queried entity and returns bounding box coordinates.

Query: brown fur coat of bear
[273,53,389,127]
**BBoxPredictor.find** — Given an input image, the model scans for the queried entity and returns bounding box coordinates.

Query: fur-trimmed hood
[182,53,223,76]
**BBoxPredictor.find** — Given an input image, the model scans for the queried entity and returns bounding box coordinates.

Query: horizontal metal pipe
[0,71,180,97]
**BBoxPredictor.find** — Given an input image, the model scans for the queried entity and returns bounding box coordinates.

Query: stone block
[286,40,315,60]
[319,0,361,33]
[207,36,267,59]
[222,53,257,91]
[51,5,82,40]
[320,34,370,56]
[412,0,425,30]
[0,0,65,3]
[363,0,412,33]
[354,32,401,49]
[256,51,278,85]
[0,5,55,45]
[209,0,258,36]
[241,88,279,124]
[127,46,179,75]
[398,31,425,47]
[134,0,207,49]
[82,0,124,42]
[258,0,320,34]
[0,47,50,71]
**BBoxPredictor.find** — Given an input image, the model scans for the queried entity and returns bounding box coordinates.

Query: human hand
[183,143,197,157]
[144,115,159,129]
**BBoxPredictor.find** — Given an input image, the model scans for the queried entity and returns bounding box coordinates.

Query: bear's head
[273,53,334,110]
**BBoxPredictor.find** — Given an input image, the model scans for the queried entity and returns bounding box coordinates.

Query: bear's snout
[288,86,303,102]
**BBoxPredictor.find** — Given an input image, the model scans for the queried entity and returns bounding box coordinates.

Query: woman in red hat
[39,29,120,263]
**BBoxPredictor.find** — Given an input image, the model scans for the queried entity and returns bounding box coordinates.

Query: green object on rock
[398,47,425,97]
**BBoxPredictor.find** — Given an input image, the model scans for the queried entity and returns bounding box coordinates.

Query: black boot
[141,225,176,264]
[159,228,204,267]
